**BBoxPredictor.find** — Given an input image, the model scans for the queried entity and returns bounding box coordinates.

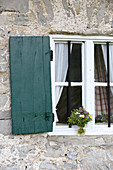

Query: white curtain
[55,43,68,106]
[102,44,113,93]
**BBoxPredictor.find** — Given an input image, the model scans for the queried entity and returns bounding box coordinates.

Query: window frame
[49,35,113,135]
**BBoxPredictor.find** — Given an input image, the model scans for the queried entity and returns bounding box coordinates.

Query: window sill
[48,124,113,135]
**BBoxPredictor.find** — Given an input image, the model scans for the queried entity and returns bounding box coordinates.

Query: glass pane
[95,86,113,124]
[70,44,82,82]
[56,86,82,123]
[94,44,107,82]
[110,87,113,122]
[109,44,113,83]
[55,43,82,82]
[55,43,68,82]
[71,86,82,109]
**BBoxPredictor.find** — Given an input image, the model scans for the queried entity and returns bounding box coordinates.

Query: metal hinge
[51,50,53,61]
[53,113,54,122]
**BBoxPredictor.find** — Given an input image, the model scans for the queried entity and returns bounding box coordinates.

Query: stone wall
[0,0,113,169]
[1,134,113,170]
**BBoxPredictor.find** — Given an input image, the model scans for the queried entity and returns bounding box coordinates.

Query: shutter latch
[51,50,53,61]
[45,112,54,122]
[53,113,54,122]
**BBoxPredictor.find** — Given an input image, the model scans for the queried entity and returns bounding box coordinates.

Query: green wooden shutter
[10,36,53,134]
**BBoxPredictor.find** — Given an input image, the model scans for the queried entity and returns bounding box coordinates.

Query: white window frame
[49,35,113,135]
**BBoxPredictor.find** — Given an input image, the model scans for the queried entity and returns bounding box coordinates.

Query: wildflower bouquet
[68,107,92,135]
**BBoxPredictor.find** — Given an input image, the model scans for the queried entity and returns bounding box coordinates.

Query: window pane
[70,44,82,82]
[94,44,107,82]
[55,43,68,83]
[56,86,82,123]
[71,86,82,109]
[55,43,82,82]
[95,86,113,124]
[110,87,113,122]
[109,44,113,83]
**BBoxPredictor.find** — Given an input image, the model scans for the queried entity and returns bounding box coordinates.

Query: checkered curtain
[95,44,113,117]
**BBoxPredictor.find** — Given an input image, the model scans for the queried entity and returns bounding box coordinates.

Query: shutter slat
[10,36,53,134]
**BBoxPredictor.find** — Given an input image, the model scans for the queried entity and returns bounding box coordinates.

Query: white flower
[79,115,85,118]
[75,112,80,115]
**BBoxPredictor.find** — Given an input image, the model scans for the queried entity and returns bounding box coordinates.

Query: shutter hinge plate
[51,50,53,61]
[53,113,54,122]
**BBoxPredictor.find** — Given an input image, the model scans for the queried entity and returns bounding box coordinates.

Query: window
[10,35,113,135]
[50,35,113,135]
[55,43,83,123]
[94,43,113,126]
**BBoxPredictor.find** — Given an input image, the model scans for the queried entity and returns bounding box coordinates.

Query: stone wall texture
[0,0,113,169]
[1,134,113,170]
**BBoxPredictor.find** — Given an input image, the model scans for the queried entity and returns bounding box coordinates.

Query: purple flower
[86,115,89,118]
[98,115,102,119]
[79,109,82,113]
[84,110,87,114]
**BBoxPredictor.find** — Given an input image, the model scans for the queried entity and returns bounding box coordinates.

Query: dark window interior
[56,44,82,123]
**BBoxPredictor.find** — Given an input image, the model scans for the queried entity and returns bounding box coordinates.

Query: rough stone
[1,165,20,170]
[83,148,92,154]
[87,3,94,23]
[66,149,78,160]
[0,135,112,169]
[107,151,113,161]
[37,13,46,26]
[0,110,11,120]
[0,55,7,63]
[28,0,113,34]
[0,63,8,73]
[0,94,8,108]
[17,145,36,157]
[0,81,9,93]
[78,148,108,170]
[62,0,78,17]
[45,142,63,158]
[63,162,77,170]
[14,14,29,26]
[111,20,113,28]
[0,73,9,84]
[39,163,57,170]
[105,0,113,11]
[0,0,29,13]
[43,0,54,22]
[47,136,106,147]
[36,1,47,26]
[72,0,80,15]
[102,136,113,144]
[62,0,70,17]
[105,16,109,24]
[0,120,11,135]
[0,16,14,26]
[96,1,105,25]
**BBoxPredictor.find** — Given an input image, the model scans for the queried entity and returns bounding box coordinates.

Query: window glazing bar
[67,41,71,117]
[107,42,110,127]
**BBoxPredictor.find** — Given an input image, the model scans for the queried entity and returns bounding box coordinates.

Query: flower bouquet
[68,107,92,135]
